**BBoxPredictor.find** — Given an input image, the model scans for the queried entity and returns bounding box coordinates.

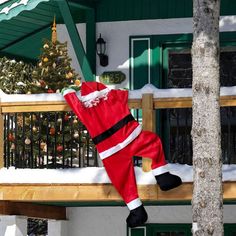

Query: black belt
[92,114,135,145]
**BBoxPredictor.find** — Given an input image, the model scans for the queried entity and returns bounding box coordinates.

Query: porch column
[48,219,68,236]
[0,215,27,236]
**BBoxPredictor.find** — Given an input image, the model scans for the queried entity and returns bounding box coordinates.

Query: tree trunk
[191,0,223,235]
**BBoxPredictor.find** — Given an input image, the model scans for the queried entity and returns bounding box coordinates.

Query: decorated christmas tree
[30,17,81,94]
[3,18,96,169]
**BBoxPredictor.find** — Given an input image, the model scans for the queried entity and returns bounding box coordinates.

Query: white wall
[66,205,236,236]
[57,16,236,89]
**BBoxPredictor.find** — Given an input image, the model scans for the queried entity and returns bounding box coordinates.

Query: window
[130,32,236,165]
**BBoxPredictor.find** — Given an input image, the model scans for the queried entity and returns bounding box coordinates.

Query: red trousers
[102,130,167,210]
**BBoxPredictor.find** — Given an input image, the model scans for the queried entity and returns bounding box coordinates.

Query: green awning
[0,0,50,22]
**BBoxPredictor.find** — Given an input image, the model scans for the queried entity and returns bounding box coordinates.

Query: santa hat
[80,82,110,107]
[81,82,107,96]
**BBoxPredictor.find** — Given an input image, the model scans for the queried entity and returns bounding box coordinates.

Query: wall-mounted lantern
[96,34,108,67]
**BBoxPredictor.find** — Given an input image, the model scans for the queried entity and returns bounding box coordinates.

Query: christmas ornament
[73,131,79,139]
[25,137,31,145]
[43,57,49,63]
[43,43,49,49]
[47,89,54,93]
[56,145,63,152]
[17,115,23,127]
[64,114,70,121]
[53,62,56,68]
[10,143,15,150]
[40,80,46,88]
[8,133,15,142]
[32,126,37,132]
[57,118,62,123]
[25,117,31,126]
[32,114,37,121]
[49,127,55,135]
[38,62,42,67]
[73,118,78,124]
[75,80,81,86]
[65,72,73,79]
[40,142,46,150]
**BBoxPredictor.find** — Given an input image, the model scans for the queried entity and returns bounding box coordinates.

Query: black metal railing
[4,111,98,168]
[3,107,236,169]
[165,107,236,165]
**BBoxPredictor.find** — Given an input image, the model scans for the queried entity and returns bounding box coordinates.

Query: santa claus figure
[62,82,182,228]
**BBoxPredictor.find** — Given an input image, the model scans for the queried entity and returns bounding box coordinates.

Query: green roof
[0,0,50,22]
[0,0,95,61]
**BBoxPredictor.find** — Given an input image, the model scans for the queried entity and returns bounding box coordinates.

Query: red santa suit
[62,82,170,210]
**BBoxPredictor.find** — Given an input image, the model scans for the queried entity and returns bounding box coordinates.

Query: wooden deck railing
[1,93,236,171]
[0,92,236,203]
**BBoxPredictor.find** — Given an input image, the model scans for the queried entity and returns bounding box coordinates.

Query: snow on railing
[1,84,236,103]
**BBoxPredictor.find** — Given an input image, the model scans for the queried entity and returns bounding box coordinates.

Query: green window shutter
[130,38,150,89]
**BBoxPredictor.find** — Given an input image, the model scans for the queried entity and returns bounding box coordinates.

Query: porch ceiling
[0,0,97,61]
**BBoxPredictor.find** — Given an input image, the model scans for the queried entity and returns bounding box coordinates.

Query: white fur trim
[127,198,142,210]
[152,164,169,176]
[78,88,110,107]
[62,88,76,96]
[99,125,142,160]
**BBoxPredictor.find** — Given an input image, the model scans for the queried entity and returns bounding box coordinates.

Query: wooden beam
[153,95,236,109]
[0,183,193,202]
[0,201,66,220]
[0,99,141,113]
[1,95,236,114]
[56,0,94,81]
[0,182,235,202]
[1,104,71,113]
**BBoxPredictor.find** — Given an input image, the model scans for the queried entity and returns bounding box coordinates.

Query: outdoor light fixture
[96,34,108,67]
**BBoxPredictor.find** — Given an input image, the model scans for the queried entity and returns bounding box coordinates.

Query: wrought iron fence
[4,111,98,168]
[3,98,236,169]
[165,107,236,165]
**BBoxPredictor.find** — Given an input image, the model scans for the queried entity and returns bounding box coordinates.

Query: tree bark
[191,0,223,235]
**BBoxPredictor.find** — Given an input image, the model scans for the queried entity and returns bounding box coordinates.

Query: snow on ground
[1,84,236,102]
[0,164,235,184]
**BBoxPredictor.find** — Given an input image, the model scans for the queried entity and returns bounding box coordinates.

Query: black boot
[155,172,182,191]
[126,205,148,228]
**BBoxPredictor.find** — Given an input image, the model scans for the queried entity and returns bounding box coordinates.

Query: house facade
[1,0,236,235]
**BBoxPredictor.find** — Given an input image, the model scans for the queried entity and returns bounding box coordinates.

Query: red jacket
[63,82,142,159]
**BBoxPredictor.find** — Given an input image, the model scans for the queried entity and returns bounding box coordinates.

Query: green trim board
[36,200,193,207]
[130,37,151,90]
